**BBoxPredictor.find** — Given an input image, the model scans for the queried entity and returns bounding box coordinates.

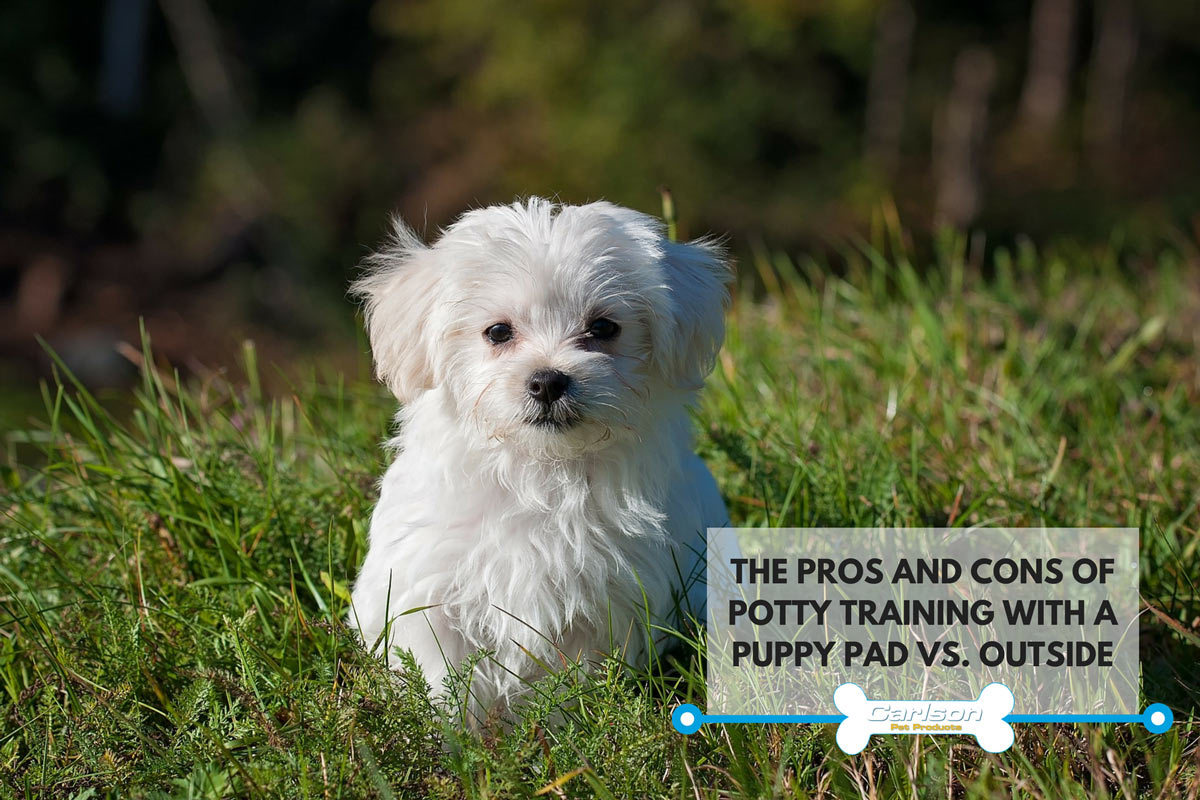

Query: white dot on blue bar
[1143,703,1173,734]
[672,703,703,734]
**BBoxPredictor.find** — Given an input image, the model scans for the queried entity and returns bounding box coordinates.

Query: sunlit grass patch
[2,232,1198,798]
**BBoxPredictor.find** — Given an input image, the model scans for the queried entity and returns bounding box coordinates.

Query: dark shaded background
[2,0,1198,401]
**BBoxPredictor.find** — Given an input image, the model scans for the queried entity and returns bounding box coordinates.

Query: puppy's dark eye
[587,318,620,340]
[485,323,513,344]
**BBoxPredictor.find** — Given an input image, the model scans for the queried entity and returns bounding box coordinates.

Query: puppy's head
[353,198,730,456]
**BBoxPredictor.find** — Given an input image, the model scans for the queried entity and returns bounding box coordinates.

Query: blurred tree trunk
[934,47,995,229]
[100,0,151,116]
[864,0,915,175]
[157,0,244,131]
[1085,0,1137,180]
[1017,0,1076,140]
[158,0,272,228]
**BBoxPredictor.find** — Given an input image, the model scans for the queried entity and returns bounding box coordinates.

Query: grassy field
[2,224,1199,798]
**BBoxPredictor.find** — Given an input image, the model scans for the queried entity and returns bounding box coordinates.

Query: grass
[2,222,1199,798]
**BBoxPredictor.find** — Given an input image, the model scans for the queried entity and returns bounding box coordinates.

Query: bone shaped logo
[834,682,1015,754]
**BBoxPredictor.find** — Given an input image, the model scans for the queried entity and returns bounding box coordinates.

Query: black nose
[527,369,571,405]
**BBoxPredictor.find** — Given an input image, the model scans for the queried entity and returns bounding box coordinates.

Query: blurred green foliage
[1,0,1199,288]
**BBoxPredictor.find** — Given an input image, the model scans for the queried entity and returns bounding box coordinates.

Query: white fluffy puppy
[348,198,732,717]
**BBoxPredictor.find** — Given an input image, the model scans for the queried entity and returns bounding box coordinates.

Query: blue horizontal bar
[1005,714,1142,723]
[703,714,846,724]
[699,714,1143,724]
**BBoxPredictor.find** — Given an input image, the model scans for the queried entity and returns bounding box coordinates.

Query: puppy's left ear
[652,236,732,390]
[351,218,443,403]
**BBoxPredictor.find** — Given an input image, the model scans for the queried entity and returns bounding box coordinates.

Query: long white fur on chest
[349,398,699,706]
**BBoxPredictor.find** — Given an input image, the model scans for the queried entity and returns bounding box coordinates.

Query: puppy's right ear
[351,218,440,403]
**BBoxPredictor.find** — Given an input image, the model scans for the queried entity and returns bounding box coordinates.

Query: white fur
[348,198,732,719]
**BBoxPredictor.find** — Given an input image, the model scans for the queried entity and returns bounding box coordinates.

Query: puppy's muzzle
[525,369,580,428]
